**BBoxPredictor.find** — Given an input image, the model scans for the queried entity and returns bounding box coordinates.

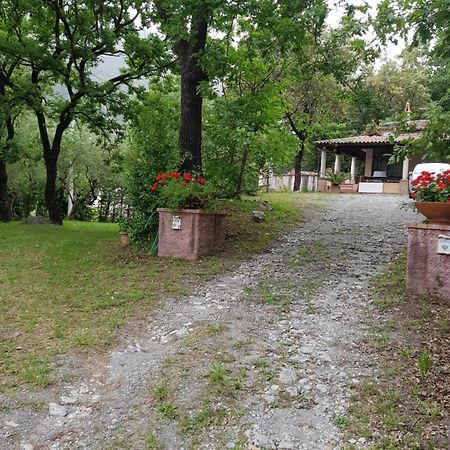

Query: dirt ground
[0,194,420,450]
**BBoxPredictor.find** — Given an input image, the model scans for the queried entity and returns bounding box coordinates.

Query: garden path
[1,194,419,450]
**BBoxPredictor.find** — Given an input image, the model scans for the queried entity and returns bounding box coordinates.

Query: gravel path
[1,194,419,450]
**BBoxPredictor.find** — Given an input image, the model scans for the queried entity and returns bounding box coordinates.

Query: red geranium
[150,172,213,209]
[413,170,450,203]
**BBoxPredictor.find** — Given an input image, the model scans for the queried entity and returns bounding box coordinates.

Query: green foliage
[123,77,180,245]
[418,349,433,377]
[6,114,126,220]
[153,172,217,210]
[203,36,299,197]
[324,172,349,185]
[375,0,450,161]
[205,364,242,392]
[156,403,179,420]
[0,0,168,222]
[401,106,450,161]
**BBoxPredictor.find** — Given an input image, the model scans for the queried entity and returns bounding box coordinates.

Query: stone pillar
[402,157,410,180]
[334,153,342,174]
[320,150,327,178]
[350,156,357,182]
[407,223,450,301]
[399,157,411,194]
[364,149,373,177]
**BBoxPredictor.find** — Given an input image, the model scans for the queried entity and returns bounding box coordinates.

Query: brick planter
[157,208,227,260]
[407,223,450,301]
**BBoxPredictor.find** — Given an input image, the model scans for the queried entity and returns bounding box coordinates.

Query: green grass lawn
[0,193,325,391]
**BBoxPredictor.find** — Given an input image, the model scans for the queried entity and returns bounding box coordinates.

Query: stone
[279,439,294,449]
[49,402,68,417]
[22,216,52,225]
[252,210,265,222]
[279,368,297,384]
[258,201,273,211]
[5,420,18,427]
[60,396,77,405]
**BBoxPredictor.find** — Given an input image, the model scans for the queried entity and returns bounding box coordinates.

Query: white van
[409,162,450,197]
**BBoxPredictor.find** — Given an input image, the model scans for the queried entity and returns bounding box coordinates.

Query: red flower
[183,173,192,182]
[437,181,446,191]
[155,174,162,181]
[196,177,206,184]
[172,172,180,178]
[151,182,158,192]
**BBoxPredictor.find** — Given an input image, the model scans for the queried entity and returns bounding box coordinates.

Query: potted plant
[324,172,349,193]
[152,172,226,260]
[411,169,450,224]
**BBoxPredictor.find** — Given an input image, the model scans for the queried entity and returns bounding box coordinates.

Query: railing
[259,171,319,192]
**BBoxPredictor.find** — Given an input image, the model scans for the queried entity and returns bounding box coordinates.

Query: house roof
[315,120,426,147]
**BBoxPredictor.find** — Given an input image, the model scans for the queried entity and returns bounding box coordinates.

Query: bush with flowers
[151,172,217,210]
[411,170,450,202]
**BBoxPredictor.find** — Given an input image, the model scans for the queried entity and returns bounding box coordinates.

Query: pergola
[314,120,426,194]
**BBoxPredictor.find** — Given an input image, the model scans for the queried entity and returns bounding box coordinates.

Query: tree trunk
[293,141,305,192]
[235,145,250,198]
[35,108,71,225]
[0,160,12,222]
[44,153,63,224]
[175,18,208,173]
[285,113,306,192]
[0,116,15,222]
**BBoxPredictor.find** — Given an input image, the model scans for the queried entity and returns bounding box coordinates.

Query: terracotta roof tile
[315,120,426,146]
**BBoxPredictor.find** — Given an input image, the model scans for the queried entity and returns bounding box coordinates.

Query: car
[409,162,450,198]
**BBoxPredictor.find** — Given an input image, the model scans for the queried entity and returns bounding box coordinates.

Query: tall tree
[0,0,168,223]
[284,4,377,189]
[153,1,210,172]
[152,0,329,174]
[0,19,21,222]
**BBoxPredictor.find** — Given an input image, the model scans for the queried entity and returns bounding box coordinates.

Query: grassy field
[0,192,325,391]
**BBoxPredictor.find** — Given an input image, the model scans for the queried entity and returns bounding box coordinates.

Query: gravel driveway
[1,194,420,450]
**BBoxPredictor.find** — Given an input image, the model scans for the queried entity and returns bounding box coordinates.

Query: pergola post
[350,156,357,182]
[402,157,410,180]
[334,153,342,174]
[320,149,327,178]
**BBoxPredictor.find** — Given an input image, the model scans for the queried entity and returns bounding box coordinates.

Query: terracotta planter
[415,202,450,224]
[157,208,227,260]
[329,184,340,193]
[119,232,129,247]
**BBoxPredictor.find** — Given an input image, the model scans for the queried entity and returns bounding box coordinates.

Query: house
[314,120,427,195]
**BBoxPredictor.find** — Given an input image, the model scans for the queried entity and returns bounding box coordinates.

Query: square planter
[407,223,450,301]
[157,208,227,260]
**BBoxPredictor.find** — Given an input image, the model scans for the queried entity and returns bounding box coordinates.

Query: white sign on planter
[172,216,182,230]
[437,235,450,255]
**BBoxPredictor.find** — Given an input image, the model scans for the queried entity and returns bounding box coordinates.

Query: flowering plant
[151,172,215,210]
[411,170,450,202]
